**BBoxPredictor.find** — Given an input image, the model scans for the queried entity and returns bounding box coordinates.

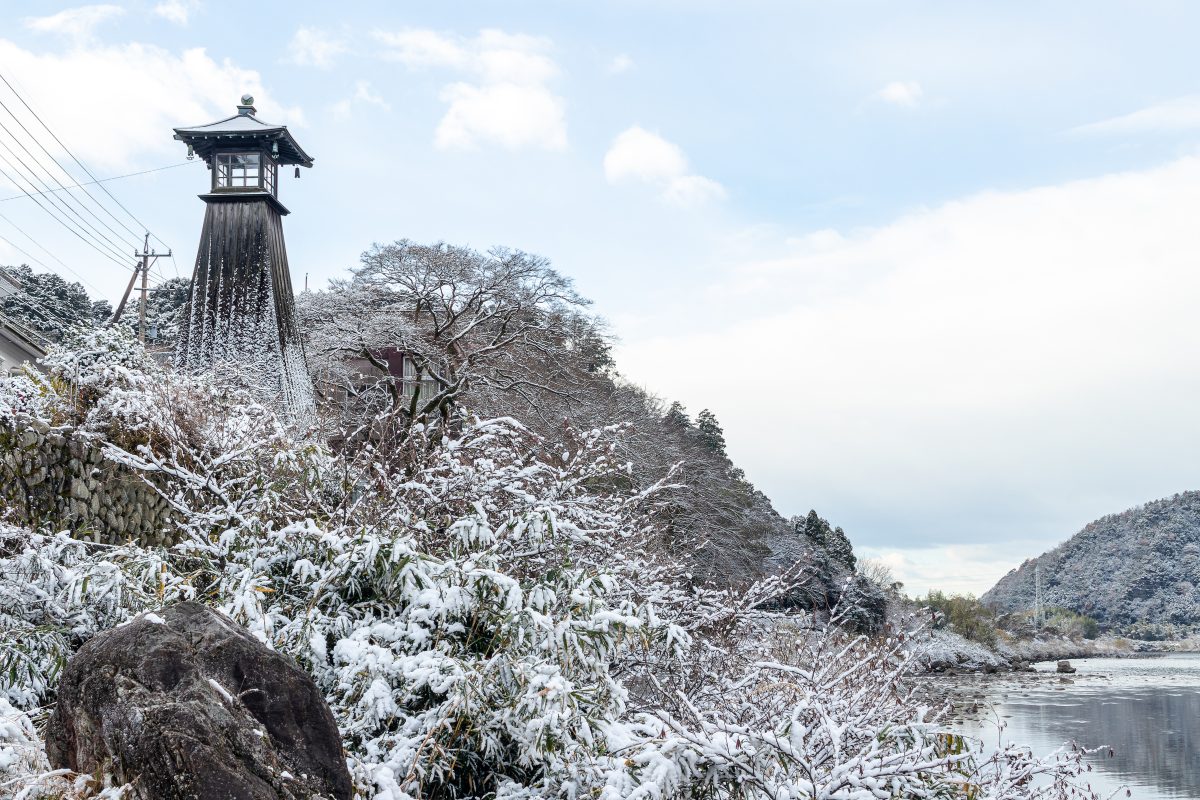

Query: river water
[954,653,1200,799]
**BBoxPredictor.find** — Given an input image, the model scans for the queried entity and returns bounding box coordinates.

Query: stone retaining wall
[0,416,176,546]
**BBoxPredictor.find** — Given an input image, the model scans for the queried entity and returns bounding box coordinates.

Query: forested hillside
[1,250,878,622]
[0,250,1098,797]
[295,240,880,624]
[1,264,191,346]
[983,491,1200,629]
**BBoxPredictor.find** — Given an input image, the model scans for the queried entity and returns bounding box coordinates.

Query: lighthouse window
[214,152,263,189]
[263,160,277,196]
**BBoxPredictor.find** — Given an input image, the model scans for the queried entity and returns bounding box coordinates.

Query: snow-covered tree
[300,241,599,430]
[0,340,1102,799]
[119,276,192,348]
[695,408,728,456]
[297,243,794,590]
[0,265,95,342]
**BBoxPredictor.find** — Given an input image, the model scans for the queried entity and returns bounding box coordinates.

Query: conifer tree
[799,509,831,548]
[0,264,94,341]
[696,409,728,457]
[826,526,857,571]
[664,400,691,429]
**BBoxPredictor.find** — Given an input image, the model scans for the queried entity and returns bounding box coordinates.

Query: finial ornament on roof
[237,94,256,116]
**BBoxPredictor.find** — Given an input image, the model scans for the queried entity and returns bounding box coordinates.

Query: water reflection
[958,654,1200,800]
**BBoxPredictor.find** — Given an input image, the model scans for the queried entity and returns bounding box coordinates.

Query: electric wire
[0,151,132,273]
[0,231,53,273]
[0,116,139,261]
[0,98,143,254]
[0,209,106,293]
[0,139,134,267]
[0,70,174,253]
[0,70,193,314]
[0,161,194,203]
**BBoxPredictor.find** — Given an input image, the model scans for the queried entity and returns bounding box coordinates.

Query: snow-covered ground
[0,330,1108,799]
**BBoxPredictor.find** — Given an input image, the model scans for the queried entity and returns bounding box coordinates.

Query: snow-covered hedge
[0,338,1101,799]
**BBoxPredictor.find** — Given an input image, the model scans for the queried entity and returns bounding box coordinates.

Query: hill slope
[982,491,1200,627]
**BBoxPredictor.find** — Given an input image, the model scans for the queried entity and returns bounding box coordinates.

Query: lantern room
[173,95,314,211]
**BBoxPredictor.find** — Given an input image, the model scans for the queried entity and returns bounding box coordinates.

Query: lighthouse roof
[174,98,314,167]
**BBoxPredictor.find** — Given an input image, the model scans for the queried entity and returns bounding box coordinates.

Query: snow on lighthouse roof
[173,95,314,167]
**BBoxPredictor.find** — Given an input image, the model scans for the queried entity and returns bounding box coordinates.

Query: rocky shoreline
[916,628,1200,675]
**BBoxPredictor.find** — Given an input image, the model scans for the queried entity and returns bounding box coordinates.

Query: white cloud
[617,155,1200,595]
[287,27,347,70]
[876,80,923,108]
[603,126,724,207]
[1072,95,1200,136]
[859,542,1042,598]
[0,38,303,170]
[608,53,634,74]
[331,80,390,118]
[375,28,468,69]
[374,27,566,151]
[152,0,197,25]
[435,82,565,151]
[785,228,847,252]
[25,5,124,41]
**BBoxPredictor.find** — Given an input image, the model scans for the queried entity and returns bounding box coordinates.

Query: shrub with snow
[0,344,1101,799]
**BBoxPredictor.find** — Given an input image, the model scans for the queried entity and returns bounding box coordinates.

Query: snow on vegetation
[0,328,1104,799]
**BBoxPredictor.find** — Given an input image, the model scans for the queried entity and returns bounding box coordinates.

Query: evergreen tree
[696,409,728,457]
[0,264,94,341]
[91,299,113,326]
[664,400,691,429]
[799,509,832,548]
[795,510,857,570]
[826,526,857,571]
[121,277,192,348]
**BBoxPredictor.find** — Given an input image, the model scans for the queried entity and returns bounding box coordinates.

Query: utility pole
[1034,561,1043,629]
[111,233,171,340]
[138,233,150,343]
[110,264,140,324]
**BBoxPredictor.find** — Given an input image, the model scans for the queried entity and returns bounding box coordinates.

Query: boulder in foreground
[46,601,352,800]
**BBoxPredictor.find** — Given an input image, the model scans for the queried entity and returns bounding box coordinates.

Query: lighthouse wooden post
[172,95,314,420]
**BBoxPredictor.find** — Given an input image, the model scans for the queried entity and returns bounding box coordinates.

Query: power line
[0,161,194,203]
[0,70,173,254]
[0,114,139,261]
[0,95,143,254]
[0,67,189,305]
[0,150,132,272]
[0,230,54,272]
[0,135,135,266]
[0,209,106,294]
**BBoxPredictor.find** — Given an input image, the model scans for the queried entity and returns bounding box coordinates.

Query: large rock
[46,602,352,800]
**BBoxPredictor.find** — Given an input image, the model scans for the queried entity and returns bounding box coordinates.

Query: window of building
[399,354,438,407]
[214,152,263,190]
[374,348,438,408]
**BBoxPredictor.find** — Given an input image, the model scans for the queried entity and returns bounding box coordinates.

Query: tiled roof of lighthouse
[174,97,314,167]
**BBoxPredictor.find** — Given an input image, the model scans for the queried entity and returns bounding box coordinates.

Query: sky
[1,1,1199,595]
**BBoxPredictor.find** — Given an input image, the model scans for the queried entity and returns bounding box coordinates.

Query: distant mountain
[982,492,1200,628]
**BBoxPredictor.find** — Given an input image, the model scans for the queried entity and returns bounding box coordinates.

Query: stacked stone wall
[0,416,176,546]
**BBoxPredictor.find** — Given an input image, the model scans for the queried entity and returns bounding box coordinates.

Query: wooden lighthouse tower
[173,95,314,419]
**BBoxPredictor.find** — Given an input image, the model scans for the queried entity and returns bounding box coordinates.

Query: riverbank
[915,628,1200,674]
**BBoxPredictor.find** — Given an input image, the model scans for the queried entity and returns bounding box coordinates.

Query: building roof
[174,97,314,167]
[0,267,20,299]
[0,312,48,371]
